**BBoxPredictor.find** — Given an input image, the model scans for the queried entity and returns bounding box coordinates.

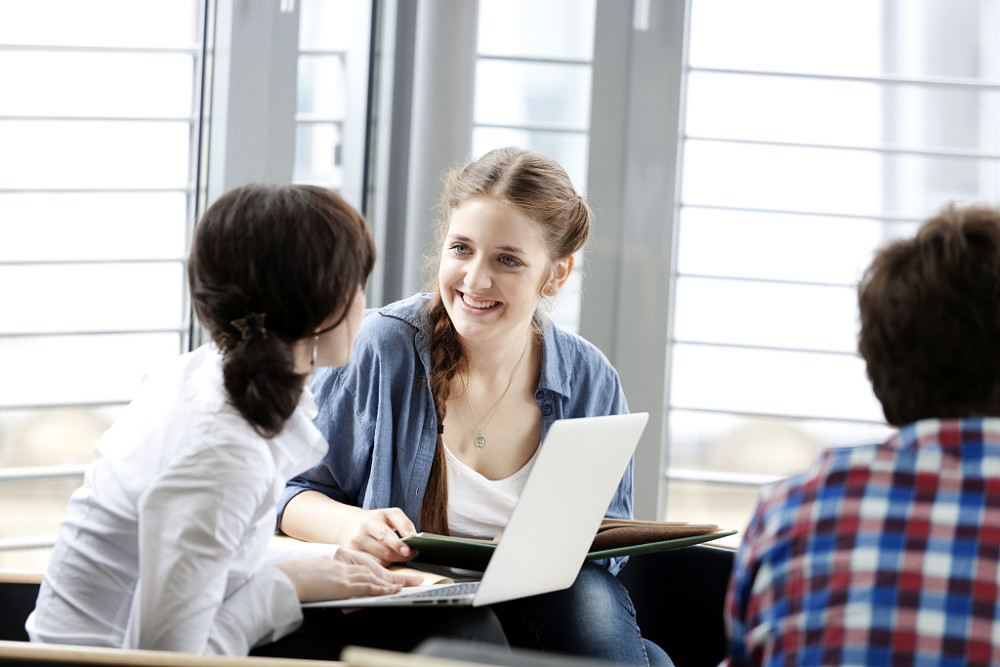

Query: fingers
[387,570,425,587]
[360,508,417,562]
[383,507,417,536]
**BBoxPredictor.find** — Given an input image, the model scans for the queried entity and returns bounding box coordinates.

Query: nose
[464,256,492,290]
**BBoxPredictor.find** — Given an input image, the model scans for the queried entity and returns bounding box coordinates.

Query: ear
[542,255,574,297]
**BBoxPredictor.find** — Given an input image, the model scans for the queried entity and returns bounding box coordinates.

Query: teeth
[462,293,498,309]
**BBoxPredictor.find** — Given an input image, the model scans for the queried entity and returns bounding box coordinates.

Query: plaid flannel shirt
[725,417,1000,667]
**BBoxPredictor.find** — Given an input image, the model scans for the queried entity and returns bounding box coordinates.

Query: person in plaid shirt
[724,204,1000,666]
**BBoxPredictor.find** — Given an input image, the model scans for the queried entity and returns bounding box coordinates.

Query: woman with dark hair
[279,148,673,666]
[26,184,425,654]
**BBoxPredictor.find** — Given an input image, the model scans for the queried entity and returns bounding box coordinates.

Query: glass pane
[676,208,914,285]
[0,263,187,334]
[0,51,195,117]
[0,406,120,467]
[472,127,589,192]
[688,71,1000,153]
[666,411,894,539]
[690,0,1000,79]
[0,333,182,407]
[297,54,347,117]
[0,120,192,189]
[686,71,883,146]
[668,410,894,470]
[299,0,369,51]
[673,277,859,353]
[0,192,188,262]
[475,61,592,129]
[0,0,201,48]
[669,343,882,422]
[293,123,344,189]
[665,480,752,546]
[692,1,856,76]
[681,140,882,215]
[478,0,596,60]
[681,140,1000,217]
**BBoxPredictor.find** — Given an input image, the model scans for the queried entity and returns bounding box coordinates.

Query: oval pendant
[475,435,486,449]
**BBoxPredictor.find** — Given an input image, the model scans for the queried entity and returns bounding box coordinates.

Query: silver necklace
[462,335,529,449]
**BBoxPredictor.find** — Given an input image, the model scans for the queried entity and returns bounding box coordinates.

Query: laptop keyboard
[397,581,479,599]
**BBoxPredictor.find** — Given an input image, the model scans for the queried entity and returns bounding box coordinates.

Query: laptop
[304,412,649,608]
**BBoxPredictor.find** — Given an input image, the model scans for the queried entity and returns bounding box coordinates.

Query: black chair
[0,575,40,642]
[617,545,735,667]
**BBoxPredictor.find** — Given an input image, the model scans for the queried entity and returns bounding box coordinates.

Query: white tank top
[443,442,540,539]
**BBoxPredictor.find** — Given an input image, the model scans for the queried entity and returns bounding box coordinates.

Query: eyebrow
[448,234,526,255]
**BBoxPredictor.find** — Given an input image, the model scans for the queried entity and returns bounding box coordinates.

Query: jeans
[492,561,674,666]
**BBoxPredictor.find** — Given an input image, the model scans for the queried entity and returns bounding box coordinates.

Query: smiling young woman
[278,147,673,666]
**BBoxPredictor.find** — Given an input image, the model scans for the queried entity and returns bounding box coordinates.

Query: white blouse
[26,345,338,655]
[443,442,539,539]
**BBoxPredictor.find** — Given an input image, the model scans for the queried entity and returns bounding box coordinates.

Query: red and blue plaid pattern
[725,418,1000,666]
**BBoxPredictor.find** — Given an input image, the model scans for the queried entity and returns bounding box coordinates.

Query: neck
[460,326,533,381]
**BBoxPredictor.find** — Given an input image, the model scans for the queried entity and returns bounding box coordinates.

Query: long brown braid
[419,294,464,533]
[417,146,592,534]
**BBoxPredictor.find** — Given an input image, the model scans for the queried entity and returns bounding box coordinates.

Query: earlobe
[543,256,574,296]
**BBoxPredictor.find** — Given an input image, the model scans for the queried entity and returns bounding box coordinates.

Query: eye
[499,255,523,268]
[449,243,471,256]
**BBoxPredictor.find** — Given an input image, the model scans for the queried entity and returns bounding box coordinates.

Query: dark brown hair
[419,147,592,533]
[188,184,375,437]
[857,204,1000,426]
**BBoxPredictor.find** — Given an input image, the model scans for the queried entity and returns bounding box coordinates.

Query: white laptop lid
[303,412,648,608]
[473,412,648,606]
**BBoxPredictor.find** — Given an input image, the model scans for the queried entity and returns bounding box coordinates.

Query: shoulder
[543,322,619,382]
[355,294,432,349]
[310,295,432,400]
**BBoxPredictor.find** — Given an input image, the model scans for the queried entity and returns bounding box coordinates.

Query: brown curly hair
[857,204,1000,426]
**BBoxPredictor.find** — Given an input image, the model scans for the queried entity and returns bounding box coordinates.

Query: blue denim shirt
[279,293,634,573]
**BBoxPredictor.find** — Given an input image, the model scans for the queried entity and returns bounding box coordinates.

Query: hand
[341,507,418,565]
[274,548,424,604]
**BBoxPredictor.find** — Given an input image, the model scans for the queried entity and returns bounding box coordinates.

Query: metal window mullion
[294,115,346,124]
[476,53,591,67]
[0,400,130,412]
[0,328,189,339]
[665,405,888,428]
[675,272,856,290]
[0,44,200,55]
[0,464,89,483]
[0,186,195,194]
[297,47,347,58]
[684,134,1000,161]
[0,258,186,266]
[0,537,58,552]
[671,338,861,359]
[474,121,589,134]
[0,115,198,123]
[688,65,1000,91]
[678,202,927,224]
[665,467,786,487]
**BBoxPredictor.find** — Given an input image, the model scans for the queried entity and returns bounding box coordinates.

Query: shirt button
[541,405,552,416]
[535,390,544,401]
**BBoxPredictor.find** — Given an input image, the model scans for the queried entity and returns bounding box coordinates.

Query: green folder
[402,530,738,572]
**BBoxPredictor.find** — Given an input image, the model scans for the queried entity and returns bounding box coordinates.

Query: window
[0,0,374,569]
[664,0,1000,541]
[473,0,597,332]
[294,0,372,209]
[0,0,204,569]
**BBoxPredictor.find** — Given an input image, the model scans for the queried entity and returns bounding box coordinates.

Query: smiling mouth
[460,292,500,310]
